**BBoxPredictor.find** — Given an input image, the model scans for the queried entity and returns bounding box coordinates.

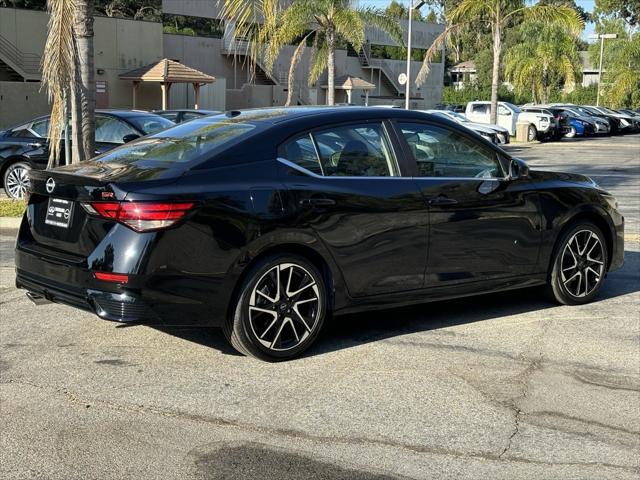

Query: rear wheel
[224,254,327,361]
[548,222,608,305]
[3,162,30,200]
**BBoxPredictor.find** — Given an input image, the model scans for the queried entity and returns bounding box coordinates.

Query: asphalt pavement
[1,134,638,479]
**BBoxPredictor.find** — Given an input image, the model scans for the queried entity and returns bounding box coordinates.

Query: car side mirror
[510,157,529,180]
[122,133,141,143]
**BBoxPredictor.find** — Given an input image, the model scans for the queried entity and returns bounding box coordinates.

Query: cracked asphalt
[1,134,639,479]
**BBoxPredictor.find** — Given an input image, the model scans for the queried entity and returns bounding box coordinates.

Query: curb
[0,217,22,229]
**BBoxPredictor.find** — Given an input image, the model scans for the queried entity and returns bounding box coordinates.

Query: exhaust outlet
[26,292,52,306]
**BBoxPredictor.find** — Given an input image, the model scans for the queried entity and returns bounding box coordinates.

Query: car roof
[155,109,220,114]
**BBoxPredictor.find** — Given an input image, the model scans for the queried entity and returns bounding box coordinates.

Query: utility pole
[590,33,618,107]
[405,0,426,110]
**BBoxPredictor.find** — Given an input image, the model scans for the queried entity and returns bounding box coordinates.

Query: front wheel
[564,126,577,138]
[527,125,538,142]
[548,222,608,305]
[224,254,327,361]
[3,162,30,200]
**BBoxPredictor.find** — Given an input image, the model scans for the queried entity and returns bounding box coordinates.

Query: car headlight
[620,118,630,126]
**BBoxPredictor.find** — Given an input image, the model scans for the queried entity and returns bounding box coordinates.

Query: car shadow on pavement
[155,250,639,359]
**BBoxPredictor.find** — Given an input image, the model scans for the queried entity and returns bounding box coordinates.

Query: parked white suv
[465,101,557,141]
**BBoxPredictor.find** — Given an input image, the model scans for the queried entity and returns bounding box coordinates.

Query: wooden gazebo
[119,59,215,110]
[322,75,376,105]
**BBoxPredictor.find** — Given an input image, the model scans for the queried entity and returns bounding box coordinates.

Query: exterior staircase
[356,44,402,96]
[0,34,41,81]
[222,33,308,105]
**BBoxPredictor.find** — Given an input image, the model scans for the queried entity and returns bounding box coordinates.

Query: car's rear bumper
[15,246,223,326]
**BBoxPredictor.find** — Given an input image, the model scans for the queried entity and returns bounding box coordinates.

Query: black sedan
[15,107,624,361]
[0,110,174,199]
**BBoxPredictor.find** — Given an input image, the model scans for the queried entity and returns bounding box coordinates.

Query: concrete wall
[0,82,50,129]
[0,7,165,117]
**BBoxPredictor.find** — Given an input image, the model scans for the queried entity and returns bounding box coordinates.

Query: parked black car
[154,109,221,124]
[16,107,624,360]
[0,110,175,199]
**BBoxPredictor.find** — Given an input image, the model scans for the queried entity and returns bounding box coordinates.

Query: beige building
[0,2,445,129]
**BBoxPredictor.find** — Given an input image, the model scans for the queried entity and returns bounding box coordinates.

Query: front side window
[399,122,505,179]
[31,118,50,137]
[280,123,397,177]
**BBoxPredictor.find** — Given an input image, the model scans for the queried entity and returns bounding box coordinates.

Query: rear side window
[95,116,138,144]
[472,104,488,114]
[280,123,398,177]
[93,119,256,166]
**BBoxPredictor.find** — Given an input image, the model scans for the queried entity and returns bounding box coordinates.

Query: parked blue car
[564,116,595,138]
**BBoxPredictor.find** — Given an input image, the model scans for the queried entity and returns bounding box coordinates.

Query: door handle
[28,142,43,149]
[299,198,336,207]
[428,195,458,206]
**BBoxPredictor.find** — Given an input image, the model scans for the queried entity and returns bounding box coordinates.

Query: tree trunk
[327,29,335,106]
[71,0,95,163]
[490,22,501,125]
[541,64,548,104]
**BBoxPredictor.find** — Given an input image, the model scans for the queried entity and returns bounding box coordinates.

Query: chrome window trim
[277,158,508,182]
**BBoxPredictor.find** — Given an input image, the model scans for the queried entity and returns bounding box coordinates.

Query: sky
[359,0,597,41]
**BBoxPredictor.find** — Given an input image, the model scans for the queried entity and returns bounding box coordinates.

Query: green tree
[268,0,401,106]
[504,21,581,103]
[589,18,640,107]
[417,1,583,123]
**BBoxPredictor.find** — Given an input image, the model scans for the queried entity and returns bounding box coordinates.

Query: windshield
[127,115,175,135]
[92,119,257,166]
[600,107,618,115]
[449,112,469,122]
[502,102,521,113]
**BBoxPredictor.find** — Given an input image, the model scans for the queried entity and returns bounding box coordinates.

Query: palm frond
[416,24,460,86]
[42,0,76,166]
[309,39,329,86]
[448,0,493,25]
[286,30,314,106]
[520,5,584,37]
[333,8,365,53]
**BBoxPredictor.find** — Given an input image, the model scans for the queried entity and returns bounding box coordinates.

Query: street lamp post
[590,33,618,106]
[405,0,426,110]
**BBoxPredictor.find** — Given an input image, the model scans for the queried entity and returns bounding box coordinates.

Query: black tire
[547,222,608,305]
[526,125,537,142]
[224,254,327,361]
[3,161,30,200]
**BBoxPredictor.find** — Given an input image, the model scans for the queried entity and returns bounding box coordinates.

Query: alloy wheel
[248,263,321,352]
[560,229,605,298]
[5,164,30,200]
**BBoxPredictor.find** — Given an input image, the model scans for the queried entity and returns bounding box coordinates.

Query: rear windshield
[92,119,256,166]
[127,115,175,134]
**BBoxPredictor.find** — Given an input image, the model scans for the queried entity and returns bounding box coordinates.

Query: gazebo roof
[119,59,215,84]
[322,75,375,90]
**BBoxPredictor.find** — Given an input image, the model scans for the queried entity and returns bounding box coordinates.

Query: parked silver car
[425,110,511,144]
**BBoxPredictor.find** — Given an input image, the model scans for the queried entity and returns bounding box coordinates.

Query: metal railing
[0,34,41,80]
[357,43,402,94]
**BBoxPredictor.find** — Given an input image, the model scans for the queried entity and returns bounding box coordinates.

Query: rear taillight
[94,272,129,283]
[83,201,195,232]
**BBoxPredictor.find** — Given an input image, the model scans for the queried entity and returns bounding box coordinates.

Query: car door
[278,121,429,297]
[394,121,541,286]
[3,117,54,167]
[497,104,517,134]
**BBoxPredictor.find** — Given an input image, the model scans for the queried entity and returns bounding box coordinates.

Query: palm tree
[71,0,95,163]
[417,1,583,123]
[504,22,582,104]
[42,0,95,167]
